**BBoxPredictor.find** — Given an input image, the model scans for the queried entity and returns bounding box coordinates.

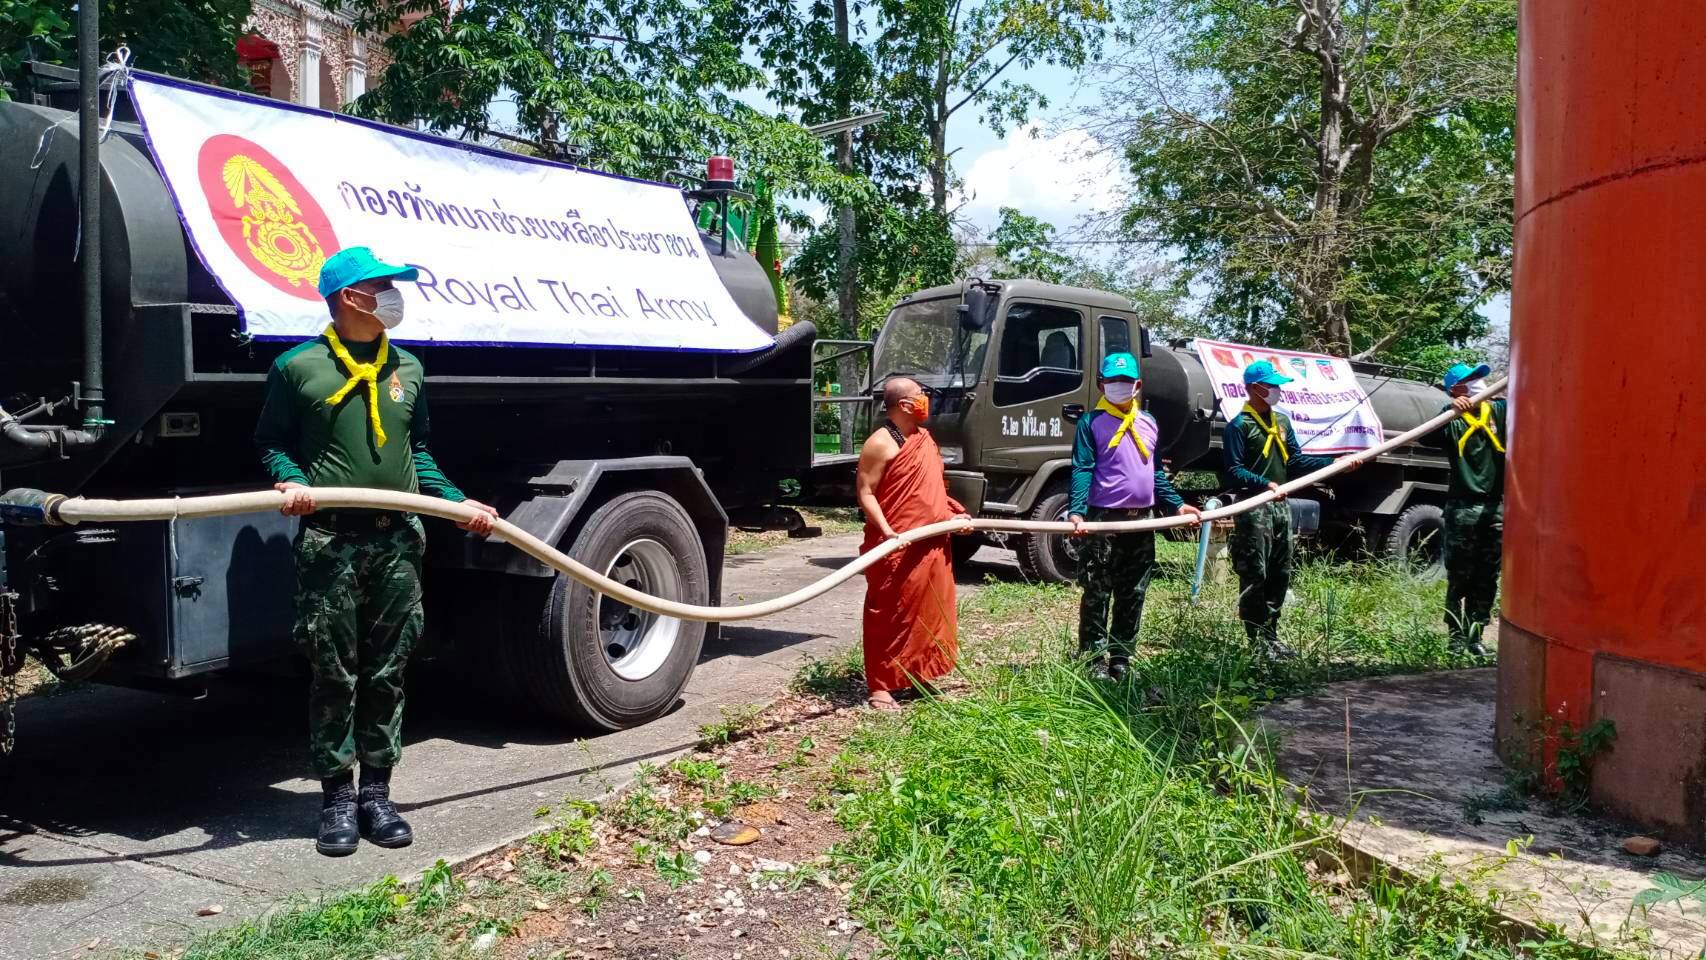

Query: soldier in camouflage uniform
[1436,362,1505,658]
[256,247,497,857]
[1068,353,1201,680]
[1222,361,1355,658]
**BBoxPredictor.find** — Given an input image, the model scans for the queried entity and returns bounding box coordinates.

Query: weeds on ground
[698,703,763,746]
[833,546,1623,960]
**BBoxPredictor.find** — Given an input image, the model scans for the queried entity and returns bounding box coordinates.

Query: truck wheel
[1383,503,1445,578]
[1016,489,1081,584]
[502,491,709,730]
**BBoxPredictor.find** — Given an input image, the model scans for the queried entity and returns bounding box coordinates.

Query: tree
[874,0,1113,216]
[342,0,857,210]
[988,206,1189,335]
[1097,0,1515,361]
[2,0,251,98]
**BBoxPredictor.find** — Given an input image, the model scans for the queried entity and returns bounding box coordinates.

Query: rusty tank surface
[1499,0,1706,845]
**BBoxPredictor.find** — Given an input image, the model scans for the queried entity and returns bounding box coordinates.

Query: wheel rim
[1049,503,1084,572]
[598,538,683,681]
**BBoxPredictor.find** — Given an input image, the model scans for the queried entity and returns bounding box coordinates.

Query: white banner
[128,74,773,353]
[1192,338,1383,453]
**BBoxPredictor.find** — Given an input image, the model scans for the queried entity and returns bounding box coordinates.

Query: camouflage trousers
[1444,499,1502,649]
[1077,507,1157,663]
[1231,501,1293,647]
[293,514,426,779]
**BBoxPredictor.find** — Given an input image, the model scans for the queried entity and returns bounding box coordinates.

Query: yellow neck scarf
[1095,397,1151,461]
[1247,405,1288,462]
[323,325,389,447]
[1458,401,1504,455]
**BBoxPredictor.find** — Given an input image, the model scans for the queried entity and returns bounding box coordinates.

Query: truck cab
[852,278,1454,583]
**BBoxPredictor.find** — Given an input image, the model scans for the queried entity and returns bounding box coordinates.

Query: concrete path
[0,535,1013,958]
[1264,669,1706,957]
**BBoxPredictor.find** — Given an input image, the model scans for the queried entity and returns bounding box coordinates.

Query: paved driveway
[0,534,1024,958]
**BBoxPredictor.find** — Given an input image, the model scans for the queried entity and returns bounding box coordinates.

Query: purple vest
[1089,410,1159,509]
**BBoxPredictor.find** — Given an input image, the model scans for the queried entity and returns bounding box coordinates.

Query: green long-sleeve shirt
[1221,407,1334,490]
[1437,398,1506,500]
[254,334,466,502]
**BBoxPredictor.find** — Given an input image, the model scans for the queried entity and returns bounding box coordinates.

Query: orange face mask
[904,394,930,419]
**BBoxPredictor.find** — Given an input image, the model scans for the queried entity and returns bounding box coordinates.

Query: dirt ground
[464,686,883,960]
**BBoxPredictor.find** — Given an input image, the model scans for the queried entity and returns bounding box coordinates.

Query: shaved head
[883,377,922,411]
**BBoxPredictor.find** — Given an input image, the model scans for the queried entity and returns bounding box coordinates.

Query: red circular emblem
[195,134,339,301]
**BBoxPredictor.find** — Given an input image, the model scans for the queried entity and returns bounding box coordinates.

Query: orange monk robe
[861,428,965,695]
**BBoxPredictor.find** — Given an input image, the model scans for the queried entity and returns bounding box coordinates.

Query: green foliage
[989,205,1191,335]
[341,0,859,213]
[1553,718,1616,814]
[2,0,252,99]
[527,798,600,860]
[791,646,868,698]
[836,553,1616,959]
[1106,0,1516,361]
[652,849,700,888]
[698,703,763,746]
[1634,872,1706,913]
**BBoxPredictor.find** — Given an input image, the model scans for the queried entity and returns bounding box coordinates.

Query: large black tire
[1016,488,1081,584]
[1382,503,1445,578]
[499,490,709,730]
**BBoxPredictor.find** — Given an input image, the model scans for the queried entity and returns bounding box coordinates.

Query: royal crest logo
[1316,359,1338,381]
[1288,357,1310,379]
[196,134,338,301]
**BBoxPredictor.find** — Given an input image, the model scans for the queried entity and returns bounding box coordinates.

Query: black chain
[1,591,18,755]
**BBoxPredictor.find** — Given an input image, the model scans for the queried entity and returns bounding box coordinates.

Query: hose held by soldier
[260,246,1501,856]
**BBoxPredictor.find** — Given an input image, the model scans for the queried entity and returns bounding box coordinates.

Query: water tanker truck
[811,279,1458,583]
[0,66,818,732]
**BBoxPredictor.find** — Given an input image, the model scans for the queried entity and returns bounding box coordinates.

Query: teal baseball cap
[1243,360,1293,387]
[1442,362,1491,390]
[316,246,419,298]
[1100,352,1140,379]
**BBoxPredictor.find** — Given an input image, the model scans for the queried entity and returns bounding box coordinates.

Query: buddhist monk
[855,377,971,710]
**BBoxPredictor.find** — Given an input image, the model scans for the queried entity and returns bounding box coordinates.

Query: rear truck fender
[451,455,728,606]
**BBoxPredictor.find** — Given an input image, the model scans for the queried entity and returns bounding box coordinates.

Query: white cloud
[955,124,1123,233]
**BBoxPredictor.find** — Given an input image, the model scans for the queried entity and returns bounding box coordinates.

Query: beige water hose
[20,379,1506,623]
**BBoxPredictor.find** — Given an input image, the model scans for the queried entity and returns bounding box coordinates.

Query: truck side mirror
[960,286,992,331]
[1062,403,1085,424]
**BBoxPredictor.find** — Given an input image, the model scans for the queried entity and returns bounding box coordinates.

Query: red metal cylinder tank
[1502,0,1706,843]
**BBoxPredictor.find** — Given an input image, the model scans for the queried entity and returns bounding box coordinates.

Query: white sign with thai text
[128,74,773,352]
[1192,338,1383,453]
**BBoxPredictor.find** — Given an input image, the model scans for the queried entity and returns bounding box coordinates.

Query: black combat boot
[1106,657,1130,682]
[358,766,414,849]
[317,771,360,857]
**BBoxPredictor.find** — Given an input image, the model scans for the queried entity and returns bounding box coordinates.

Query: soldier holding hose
[1067,353,1202,680]
[1437,361,1505,658]
[1222,361,1356,659]
[255,246,498,857]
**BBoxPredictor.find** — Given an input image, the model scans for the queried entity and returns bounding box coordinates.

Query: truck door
[979,300,1089,480]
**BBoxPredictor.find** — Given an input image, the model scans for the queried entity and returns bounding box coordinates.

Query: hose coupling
[0,488,71,527]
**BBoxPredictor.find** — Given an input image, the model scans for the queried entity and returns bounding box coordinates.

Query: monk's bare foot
[867,692,902,712]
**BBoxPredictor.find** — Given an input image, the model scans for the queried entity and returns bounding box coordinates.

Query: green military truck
[810,278,1457,582]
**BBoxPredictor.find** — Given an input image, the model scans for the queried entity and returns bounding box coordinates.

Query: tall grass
[836,549,1620,959]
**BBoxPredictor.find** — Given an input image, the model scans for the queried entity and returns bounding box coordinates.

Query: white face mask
[1254,384,1281,405]
[1457,377,1487,397]
[1103,381,1137,405]
[371,288,406,329]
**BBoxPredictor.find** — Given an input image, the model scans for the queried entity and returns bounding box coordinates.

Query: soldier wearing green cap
[1222,360,1356,658]
[1436,361,1505,657]
[255,246,499,857]
[1067,353,1201,680]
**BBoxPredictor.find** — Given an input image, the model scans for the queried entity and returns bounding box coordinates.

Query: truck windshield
[871,297,988,389]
